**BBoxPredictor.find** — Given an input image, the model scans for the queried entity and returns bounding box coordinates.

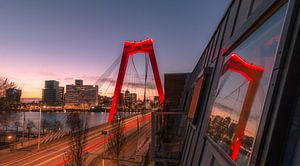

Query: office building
[65,80,98,109]
[42,80,60,105]
[124,90,130,109]
[118,90,138,111]
[118,92,124,108]
[130,93,137,109]
[59,87,64,103]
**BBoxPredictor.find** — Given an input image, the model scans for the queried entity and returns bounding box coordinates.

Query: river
[0,111,135,132]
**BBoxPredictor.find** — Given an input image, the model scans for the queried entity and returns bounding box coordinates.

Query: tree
[14,122,21,141]
[64,113,88,166]
[26,120,35,140]
[106,117,126,166]
[0,77,19,111]
[53,120,63,132]
[0,77,17,97]
[0,111,15,131]
[41,119,51,135]
[0,77,21,144]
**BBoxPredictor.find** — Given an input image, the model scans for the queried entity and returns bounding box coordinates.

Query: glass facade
[207,4,287,165]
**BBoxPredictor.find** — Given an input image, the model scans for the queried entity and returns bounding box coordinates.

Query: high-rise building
[65,80,98,109]
[117,90,137,111]
[42,80,60,105]
[124,90,130,108]
[5,88,21,103]
[130,93,137,109]
[118,92,124,108]
[98,95,112,107]
[59,87,64,103]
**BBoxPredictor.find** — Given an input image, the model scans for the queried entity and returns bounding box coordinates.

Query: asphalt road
[0,112,151,166]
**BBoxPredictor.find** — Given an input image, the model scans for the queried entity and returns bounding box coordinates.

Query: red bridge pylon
[108,38,164,122]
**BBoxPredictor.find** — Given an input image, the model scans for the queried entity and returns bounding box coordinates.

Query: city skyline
[22,78,161,102]
[1,0,297,165]
[0,0,229,98]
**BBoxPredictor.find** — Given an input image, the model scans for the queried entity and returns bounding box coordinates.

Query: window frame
[205,2,289,165]
[187,67,213,125]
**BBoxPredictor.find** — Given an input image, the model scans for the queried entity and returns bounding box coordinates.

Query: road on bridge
[0,112,151,166]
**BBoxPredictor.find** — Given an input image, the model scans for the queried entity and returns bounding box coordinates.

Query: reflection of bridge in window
[207,5,287,164]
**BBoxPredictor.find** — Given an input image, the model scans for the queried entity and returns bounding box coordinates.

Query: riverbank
[16,108,142,113]
[0,111,136,145]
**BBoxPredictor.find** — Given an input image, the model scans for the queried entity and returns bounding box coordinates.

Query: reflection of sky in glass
[208,4,287,165]
[214,73,248,118]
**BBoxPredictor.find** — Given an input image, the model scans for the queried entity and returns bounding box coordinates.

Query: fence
[150,111,187,165]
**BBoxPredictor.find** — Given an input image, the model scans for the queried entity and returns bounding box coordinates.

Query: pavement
[0,112,152,166]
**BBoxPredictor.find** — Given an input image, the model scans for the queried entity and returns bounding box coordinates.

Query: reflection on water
[0,111,134,132]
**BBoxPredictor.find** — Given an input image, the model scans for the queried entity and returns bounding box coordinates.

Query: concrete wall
[164,73,190,111]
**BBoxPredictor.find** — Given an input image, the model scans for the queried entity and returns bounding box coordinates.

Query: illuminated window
[188,76,204,120]
[207,4,287,165]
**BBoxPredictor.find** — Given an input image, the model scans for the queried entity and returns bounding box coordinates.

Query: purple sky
[0,0,229,98]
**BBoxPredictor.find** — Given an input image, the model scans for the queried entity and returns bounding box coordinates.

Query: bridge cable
[143,54,149,111]
[95,55,121,89]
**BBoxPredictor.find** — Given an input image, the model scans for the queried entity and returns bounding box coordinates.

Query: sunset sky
[0,0,229,98]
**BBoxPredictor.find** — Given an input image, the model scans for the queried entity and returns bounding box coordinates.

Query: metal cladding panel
[234,0,253,34]
[203,45,210,69]
[211,29,220,63]
[199,146,213,166]
[251,0,264,14]
[185,127,199,165]
[222,0,240,49]
[200,51,207,70]
[181,126,195,165]
[205,40,214,67]
[179,126,191,165]
[213,15,228,61]
[192,135,204,165]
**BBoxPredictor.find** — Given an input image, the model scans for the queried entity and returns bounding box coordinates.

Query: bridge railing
[7,112,143,151]
[8,130,68,151]
[150,111,187,165]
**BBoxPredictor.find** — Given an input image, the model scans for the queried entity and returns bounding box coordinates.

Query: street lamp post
[38,105,45,150]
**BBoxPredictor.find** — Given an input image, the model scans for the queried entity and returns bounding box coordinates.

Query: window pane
[188,76,204,119]
[207,4,287,165]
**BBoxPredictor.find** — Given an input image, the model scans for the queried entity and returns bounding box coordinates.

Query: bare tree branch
[64,113,88,166]
[106,117,126,166]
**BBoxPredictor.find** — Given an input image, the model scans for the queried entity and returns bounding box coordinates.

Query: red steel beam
[108,38,164,122]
